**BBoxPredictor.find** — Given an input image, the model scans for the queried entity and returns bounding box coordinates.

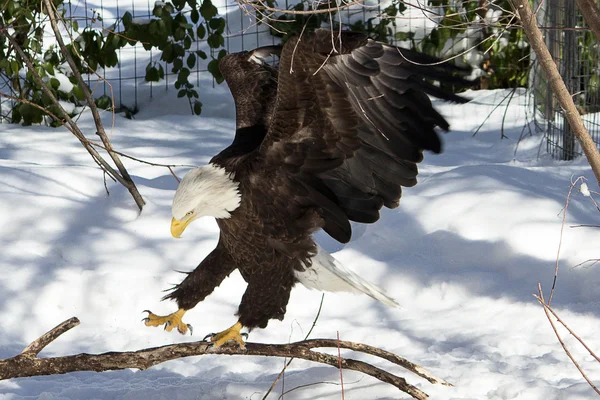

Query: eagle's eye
[186,211,194,217]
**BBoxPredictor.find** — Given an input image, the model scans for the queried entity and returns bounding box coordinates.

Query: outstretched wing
[255,29,470,242]
[211,46,280,165]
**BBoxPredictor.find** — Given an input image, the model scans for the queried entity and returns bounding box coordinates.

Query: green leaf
[43,62,55,75]
[10,60,19,76]
[162,44,174,62]
[173,0,186,11]
[187,53,196,69]
[145,66,161,81]
[11,106,22,124]
[196,24,206,39]
[207,33,224,48]
[178,67,191,82]
[398,0,407,13]
[183,35,192,50]
[41,91,54,106]
[96,95,113,110]
[19,103,34,125]
[50,78,60,90]
[394,31,414,41]
[173,57,183,72]
[174,27,185,41]
[196,49,207,59]
[200,0,218,20]
[111,33,121,49]
[73,85,86,100]
[173,44,185,57]
[123,11,133,27]
[209,17,225,33]
[207,59,223,82]
[193,100,202,115]
[177,89,187,98]
[191,9,199,23]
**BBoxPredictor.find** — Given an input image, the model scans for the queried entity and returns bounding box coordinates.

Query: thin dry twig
[42,0,145,211]
[262,294,325,400]
[337,331,345,400]
[550,176,586,304]
[534,286,600,395]
[0,317,452,400]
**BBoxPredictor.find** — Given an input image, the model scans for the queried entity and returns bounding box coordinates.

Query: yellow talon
[143,308,192,335]
[208,322,246,349]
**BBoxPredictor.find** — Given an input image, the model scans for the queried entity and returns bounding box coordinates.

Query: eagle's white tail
[295,245,399,307]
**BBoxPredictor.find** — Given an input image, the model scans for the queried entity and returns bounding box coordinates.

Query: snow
[1,80,600,399]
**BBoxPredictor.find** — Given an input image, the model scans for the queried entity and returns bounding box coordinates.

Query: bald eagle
[144,29,469,347]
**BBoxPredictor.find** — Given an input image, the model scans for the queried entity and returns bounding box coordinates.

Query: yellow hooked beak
[171,217,194,238]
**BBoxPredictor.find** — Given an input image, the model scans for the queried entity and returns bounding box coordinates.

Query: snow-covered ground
[1,84,600,400]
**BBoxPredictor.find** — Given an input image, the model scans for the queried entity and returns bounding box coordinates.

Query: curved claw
[142,310,152,323]
[203,333,216,342]
[187,324,194,336]
[205,322,246,349]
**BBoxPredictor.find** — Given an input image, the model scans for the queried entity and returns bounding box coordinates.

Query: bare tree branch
[575,0,600,43]
[510,0,600,186]
[21,318,81,356]
[0,317,453,400]
[42,0,146,210]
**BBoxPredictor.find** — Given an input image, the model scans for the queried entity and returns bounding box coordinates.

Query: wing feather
[253,29,471,240]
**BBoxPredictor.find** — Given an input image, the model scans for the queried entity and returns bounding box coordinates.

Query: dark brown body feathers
[164,30,470,330]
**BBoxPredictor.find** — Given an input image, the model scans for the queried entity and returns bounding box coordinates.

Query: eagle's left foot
[204,322,248,349]
[143,308,192,335]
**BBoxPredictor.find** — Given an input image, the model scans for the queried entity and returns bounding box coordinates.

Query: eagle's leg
[204,321,247,349]
[143,308,192,335]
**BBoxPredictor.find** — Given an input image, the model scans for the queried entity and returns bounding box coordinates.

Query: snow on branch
[0,317,451,400]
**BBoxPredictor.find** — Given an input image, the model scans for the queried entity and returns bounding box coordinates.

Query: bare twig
[42,0,145,211]
[0,20,145,209]
[21,318,80,356]
[242,0,368,15]
[262,294,325,400]
[337,331,345,400]
[534,286,600,395]
[0,94,183,184]
[550,176,585,304]
[0,317,453,400]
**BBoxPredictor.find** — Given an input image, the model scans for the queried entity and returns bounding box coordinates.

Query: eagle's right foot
[143,308,192,335]
[203,321,247,349]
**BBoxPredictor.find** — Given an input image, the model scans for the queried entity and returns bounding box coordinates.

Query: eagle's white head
[170,164,241,238]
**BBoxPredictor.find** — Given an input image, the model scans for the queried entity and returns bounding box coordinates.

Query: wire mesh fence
[0,1,509,124]
[56,0,434,112]
[0,0,480,117]
[530,0,600,160]
[63,0,279,112]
